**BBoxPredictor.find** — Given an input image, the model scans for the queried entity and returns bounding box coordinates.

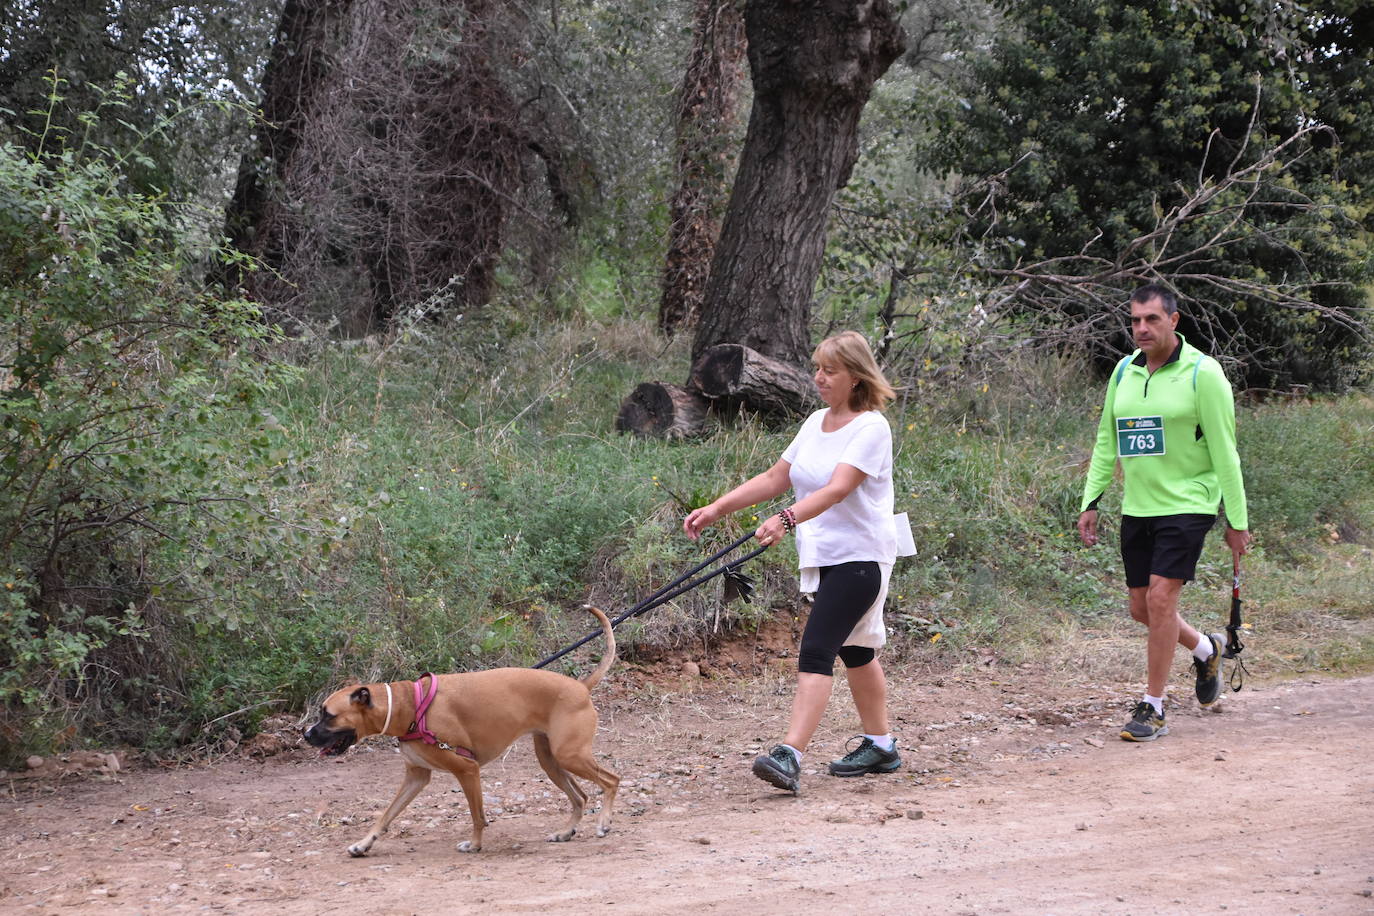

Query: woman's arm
[683,459,792,540]
[751,463,868,545]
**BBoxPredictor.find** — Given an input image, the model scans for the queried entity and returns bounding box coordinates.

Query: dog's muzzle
[304,722,357,757]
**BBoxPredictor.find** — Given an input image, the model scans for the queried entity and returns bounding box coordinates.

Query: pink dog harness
[399,673,476,760]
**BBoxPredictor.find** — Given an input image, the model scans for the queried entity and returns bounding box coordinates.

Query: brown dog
[303,606,619,857]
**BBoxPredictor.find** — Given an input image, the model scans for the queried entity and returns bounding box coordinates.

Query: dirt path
[4,667,1373,915]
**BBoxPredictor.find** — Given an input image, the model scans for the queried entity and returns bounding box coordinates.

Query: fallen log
[689,343,817,416]
[614,382,710,439]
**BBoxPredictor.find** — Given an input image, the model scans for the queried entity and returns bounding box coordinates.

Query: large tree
[690,0,905,367]
[222,0,579,333]
[657,0,747,337]
[924,0,1374,390]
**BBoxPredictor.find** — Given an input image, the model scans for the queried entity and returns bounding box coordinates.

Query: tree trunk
[615,383,711,439]
[690,344,819,416]
[690,0,905,366]
[658,0,747,337]
[220,0,532,333]
[219,0,351,303]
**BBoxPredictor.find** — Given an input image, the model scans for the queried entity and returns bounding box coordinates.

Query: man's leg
[1143,575,1191,698]
[1130,581,1206,697]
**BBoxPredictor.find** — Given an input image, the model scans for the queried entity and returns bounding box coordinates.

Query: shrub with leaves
[0,116,319,758]
[919,0,1374,390]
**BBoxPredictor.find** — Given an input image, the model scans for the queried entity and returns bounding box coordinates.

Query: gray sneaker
[752,744,800,793]
[1193,633,1225,706]
[1120,701,1168,741]
[828,736,901,776]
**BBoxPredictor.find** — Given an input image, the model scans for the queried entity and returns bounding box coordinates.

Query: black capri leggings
[797,561,883,675]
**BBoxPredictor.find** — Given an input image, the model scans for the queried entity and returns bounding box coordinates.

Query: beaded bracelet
[780,507,797,534]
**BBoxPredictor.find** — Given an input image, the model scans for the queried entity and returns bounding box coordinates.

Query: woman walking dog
[683,331,914,793]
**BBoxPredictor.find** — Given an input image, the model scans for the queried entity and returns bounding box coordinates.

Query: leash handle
[620,531,759,622]
[531,533,767,670]
[1224,553,1247,691]
[626,544,768,621]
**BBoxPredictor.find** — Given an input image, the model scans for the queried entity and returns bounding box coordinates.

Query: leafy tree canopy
[923,0,1374,390]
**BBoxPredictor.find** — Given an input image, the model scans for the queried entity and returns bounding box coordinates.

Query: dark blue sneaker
[828,737,901,776]
[752,744,800,793]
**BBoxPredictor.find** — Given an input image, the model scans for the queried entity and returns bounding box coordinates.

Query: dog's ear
[349,686,372,707]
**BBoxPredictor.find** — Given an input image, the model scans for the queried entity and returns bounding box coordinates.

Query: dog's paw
[596,825,611,838]
[457,840,481,853]
[546,828,576,843]
[347,843,370,858]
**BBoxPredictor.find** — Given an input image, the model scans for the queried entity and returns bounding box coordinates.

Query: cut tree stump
[615,382,710,439]
[689,343,817,416]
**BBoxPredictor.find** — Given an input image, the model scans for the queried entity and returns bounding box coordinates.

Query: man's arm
[1079,371,1122,515]
[1196,362,1249,532]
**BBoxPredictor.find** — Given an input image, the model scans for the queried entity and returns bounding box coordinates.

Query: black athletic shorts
[1119,514,1216,587]
[797,561,882,675]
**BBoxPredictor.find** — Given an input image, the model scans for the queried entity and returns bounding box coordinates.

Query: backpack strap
[1113,355,1134,387]
[1191,354,1207,389]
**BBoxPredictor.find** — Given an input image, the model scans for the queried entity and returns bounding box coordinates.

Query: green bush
[0,113,332,758]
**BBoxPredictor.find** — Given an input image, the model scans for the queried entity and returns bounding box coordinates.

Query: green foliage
[5,243,1370,759]
[0,2,280,202]
[918,0,1374,390]
[1242,394,1374,545]
[0,110,332,757]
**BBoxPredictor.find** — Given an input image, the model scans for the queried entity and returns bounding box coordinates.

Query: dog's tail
[579,605,617,689]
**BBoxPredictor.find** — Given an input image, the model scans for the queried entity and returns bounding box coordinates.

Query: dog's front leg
[451,763,487,853]
[348,764,431,857]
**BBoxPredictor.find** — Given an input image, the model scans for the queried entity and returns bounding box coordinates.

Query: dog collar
[380,682,394,736]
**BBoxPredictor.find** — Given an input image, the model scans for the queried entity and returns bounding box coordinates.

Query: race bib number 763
[1117,416,1165,457]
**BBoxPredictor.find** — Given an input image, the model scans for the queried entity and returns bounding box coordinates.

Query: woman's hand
[754,514,787,547]
[683,503,722,540]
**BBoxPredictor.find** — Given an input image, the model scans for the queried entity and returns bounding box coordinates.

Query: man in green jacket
[1077,284,1253,741]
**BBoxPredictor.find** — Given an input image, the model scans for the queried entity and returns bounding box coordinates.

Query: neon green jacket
[1080,334,1248,529]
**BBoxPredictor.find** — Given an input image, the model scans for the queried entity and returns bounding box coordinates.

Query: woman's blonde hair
[812,331,896,412]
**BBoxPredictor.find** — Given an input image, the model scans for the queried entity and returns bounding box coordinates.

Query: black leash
[532,532,769,670]
[1223,554,1248,692]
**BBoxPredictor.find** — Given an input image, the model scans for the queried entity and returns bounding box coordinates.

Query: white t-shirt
[782,409,898,569]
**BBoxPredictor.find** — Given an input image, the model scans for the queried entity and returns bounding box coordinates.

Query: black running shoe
[1120,701,1168,742]
[1193,632,1225,706]
[828,737,901,776]
[752,744,800,793]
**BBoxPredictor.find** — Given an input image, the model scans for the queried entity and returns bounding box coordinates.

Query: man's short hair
[1130,283,1178,315]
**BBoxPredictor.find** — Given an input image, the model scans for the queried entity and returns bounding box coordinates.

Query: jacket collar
[1130,332,1188,369]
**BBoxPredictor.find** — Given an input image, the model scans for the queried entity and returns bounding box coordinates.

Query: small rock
[907,809,925,820]
[1215,752,1228,761]
[691,836,711,845]
[1083,737,1104,748]
[1075,822,1088,831]
[26,755,44,769]
[680,661,700,678]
